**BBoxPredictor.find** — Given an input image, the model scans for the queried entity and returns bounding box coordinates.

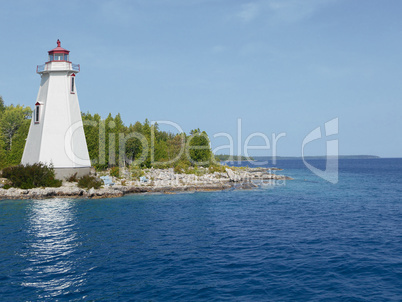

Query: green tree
[125,121,145,164]
[187,129,212,166]
[7,120,30,165]
[0,105,31,150]
[0,96,5,114]
[82,112,102,168]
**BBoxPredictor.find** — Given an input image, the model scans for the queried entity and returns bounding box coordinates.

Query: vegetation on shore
[0,96,222,176]
[1,163,62,189]
[81,113,219,172]
[0,97,32,169]
[0,97,289,194]
[77,175,103,190]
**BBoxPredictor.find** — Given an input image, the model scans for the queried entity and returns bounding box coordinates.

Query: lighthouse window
[49,54,53,61]
[71,77,75,93]
[35,105,40,123]
[55,53,64,61]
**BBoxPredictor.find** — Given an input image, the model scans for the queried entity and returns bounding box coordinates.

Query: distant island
[218,155,380,162]
[254,155,380,161]
[215,155,254,161]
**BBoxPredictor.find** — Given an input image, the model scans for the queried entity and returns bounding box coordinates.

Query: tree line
[82,112,215,171]
[0,96,216,171]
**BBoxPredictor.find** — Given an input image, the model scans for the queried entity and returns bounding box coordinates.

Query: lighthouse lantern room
[21,40,91,179]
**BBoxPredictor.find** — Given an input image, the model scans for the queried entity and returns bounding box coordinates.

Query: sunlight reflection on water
[21,199,85,299]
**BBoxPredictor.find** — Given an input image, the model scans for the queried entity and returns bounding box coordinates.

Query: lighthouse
[21,40,91,179]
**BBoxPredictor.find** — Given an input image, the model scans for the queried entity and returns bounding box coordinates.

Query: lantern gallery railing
[72,63,80,72]
[37,64,46,73]
[36,63,80,73]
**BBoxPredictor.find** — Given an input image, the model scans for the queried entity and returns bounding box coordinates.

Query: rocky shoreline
[0,167,292,200]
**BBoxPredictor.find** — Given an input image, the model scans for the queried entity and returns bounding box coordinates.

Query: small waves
[0,159,401,301]
[19,199,87,300]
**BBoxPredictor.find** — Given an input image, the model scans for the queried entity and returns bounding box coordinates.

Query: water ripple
[18,199,87,300]
[0,159,401,301]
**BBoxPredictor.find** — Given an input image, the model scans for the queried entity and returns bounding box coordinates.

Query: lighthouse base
[54,167,91,180]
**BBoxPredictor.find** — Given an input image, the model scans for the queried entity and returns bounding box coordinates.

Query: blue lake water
[1,159,401,301]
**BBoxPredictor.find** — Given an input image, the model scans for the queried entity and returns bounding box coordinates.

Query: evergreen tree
[187,129,212,166]
[0,96,5,114]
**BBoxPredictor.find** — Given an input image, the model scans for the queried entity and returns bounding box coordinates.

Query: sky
[0,0,401,158]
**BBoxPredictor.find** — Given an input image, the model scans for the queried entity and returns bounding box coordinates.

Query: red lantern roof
[48,39,70,54]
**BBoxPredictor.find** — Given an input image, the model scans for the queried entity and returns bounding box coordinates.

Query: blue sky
[0,0,401,157]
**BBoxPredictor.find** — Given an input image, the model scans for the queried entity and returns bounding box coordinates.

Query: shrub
[174,161,189,174]
[208,164,227,173]
[2,163,62,189]
[94,163,108,171]
[185,166,195,175]
[130,166,145,180]
[77,175,103,189]
[110,166,120,178]
[66,172,78,182]
[154,162,170,169]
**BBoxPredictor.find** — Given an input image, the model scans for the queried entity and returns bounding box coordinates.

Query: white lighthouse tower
[21,40,91,179]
